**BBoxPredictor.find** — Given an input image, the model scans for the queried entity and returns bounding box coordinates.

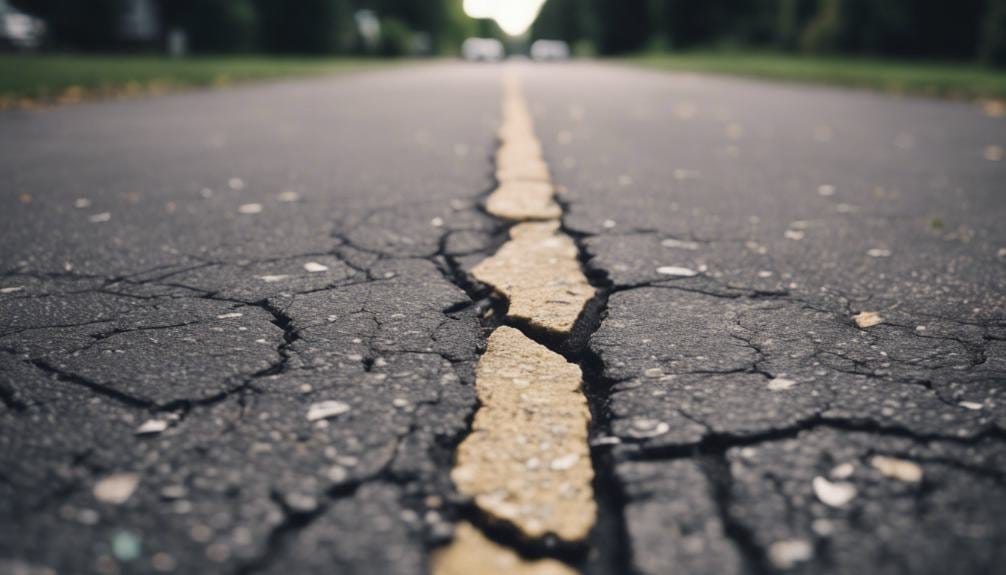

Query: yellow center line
[433,67,597,572]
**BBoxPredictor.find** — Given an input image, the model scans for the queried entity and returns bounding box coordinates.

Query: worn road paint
[486,71,562,219]
[433,523,577,575]
[451,326,595,542]
[472,221,594,336]
[486,181,562,221]
[433,68,598,573]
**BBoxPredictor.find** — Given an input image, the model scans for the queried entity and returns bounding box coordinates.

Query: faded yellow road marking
[452,326,595,542]
[433,523,577,575]
[473,221,593,336]
[487,71,562,219]
[485,181,562,221]
[433,68,596,574]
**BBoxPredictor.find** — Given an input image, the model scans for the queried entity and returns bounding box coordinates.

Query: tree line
[10,0,494,56]
[532,0,1006,66]
[11,0,1006,67]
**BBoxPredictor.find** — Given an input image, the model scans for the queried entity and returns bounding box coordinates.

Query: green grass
[628,52,1006,101]
[0,55,390,106]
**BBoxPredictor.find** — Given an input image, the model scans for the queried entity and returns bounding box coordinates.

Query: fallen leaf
[870,455,923,482]
[853,311,883,328]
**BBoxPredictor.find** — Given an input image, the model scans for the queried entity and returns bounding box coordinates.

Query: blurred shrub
[800,0,842,53]
[181,0,257,53]
[982,0,1006,67]
[256,0,353,54]
[379,18,412,57]
[13,0,123,50]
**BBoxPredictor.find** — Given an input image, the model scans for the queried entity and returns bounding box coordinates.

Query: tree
[255,0,353,54]
[800,0,842,53]
[981,0,1006,66]
[592,0,649,54]
[13,0,124,50]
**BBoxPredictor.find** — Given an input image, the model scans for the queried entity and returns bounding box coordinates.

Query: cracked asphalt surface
[2,62,1005,574]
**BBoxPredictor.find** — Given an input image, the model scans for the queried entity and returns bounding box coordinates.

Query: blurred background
[2,0,1005,105]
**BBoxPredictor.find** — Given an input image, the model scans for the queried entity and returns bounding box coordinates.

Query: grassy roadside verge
[0,55,393,108]
[627,52,1006,102]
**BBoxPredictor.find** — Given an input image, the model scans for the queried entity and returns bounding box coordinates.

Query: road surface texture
[1,62,1004,575]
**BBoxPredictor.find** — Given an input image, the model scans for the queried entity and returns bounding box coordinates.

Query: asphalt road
[2,62,1004,575]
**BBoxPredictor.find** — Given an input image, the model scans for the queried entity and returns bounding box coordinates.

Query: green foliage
[982,0,1006,66]
[379,18,412,57]
[593,0,650,55]
[181,0,258,53]
[12,0,1006,67]
[525,0,1004,67]
[12,0,124,50]
[631,51,1006,100]
[0,55,385,103]
[801,0,842,54]
[255,0,353,55]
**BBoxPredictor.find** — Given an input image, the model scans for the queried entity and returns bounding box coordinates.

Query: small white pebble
[259,275,289,283]
[784,229,805,240]
[327,466,348,483]
[277,190,300,202]
[602,219,617,229]
[307,400,351,421]
[94,473,140,504]
[830,462,855,480]
[238,203,262,214]
[656,266,697,277]
[813,476,857,507]
[216,312,243,319]
[768,539,814,570]
[817,185,835,197]
[88,212,112,223]
[812,518,835,536]
[430,217,444,228]
[0,286,24,294]
[959,401,983,410]
[135,419,169,436]
[303,262,328,273]
[628,418,670,439]
[75,198,93,208]
[767,377,797,391]
[867,248,892,258]
[228,177,245,190]
[661,238,699,250]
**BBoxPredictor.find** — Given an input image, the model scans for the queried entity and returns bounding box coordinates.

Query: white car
[0,0,45,50]
[530,40,570,62]
[462,38,504,62]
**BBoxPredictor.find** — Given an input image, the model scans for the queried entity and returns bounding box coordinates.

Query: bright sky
[463,0,548,36]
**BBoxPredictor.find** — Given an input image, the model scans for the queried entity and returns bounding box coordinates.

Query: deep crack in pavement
[1,61,1004,575]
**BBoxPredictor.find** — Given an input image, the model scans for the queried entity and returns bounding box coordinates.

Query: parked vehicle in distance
[462,37,504,62]
[0,0,45,50]
[530,40,570,61]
